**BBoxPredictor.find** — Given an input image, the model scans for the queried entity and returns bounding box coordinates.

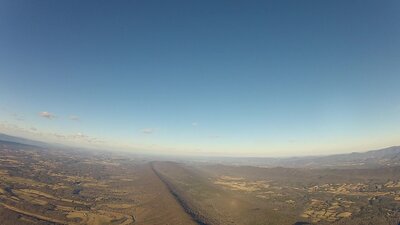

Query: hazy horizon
[1,0,400,157]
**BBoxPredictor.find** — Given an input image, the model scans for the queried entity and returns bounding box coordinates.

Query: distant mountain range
[189,146,400,169]
[0,133,50,148]
[1,132,399,169]
[297,146,400,168]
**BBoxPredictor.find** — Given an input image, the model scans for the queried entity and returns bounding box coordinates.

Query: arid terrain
[0,140,197,225]
[153,162,400,225]
[0,137,399,225]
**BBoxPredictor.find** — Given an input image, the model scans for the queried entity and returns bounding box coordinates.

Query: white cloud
[39,111,55,119]
[192,122,198,126]
[141,128,155,134]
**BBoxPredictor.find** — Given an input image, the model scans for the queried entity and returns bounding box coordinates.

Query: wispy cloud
[69,115,80,121]
[0,122,106,146]
[192,122,198,127]
[0,122,44,138]
[141,128,155,134]
[39,111,55,119]
[71,132,88,139]
[52,132,104,144]
[54,133,66,139]
[209,135,220,139]
[12,113,24,121]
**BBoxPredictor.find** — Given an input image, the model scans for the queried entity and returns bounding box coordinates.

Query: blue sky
[0,0,399,156]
